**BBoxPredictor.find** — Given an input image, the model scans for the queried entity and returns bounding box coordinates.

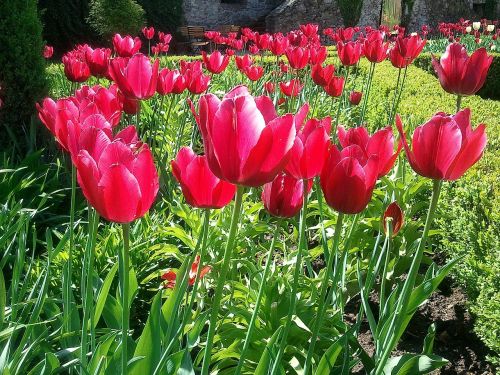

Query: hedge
[362,59,500,367]
[414,52,500,101]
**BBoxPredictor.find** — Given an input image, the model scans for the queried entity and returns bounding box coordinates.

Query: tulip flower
[431,43,493,96]
[62,52,90,83]
[202,51,230,74]
[323,75,345,97]
[390,35,426,68]
[382,201,404,237]
[109,54,159,100]
[320,144,379,214]
[112,34,142,57]
[300,23,319,38]
[262,173,312,218]
[43,45,54,59]
[85,47,111,78]
[309,46,328,65]
[285,46,310,70]
[157,68,186,95]
[337,125,400,178]
[363,31,389,63]
[285,117,331,180]
[257,33,272,50]
[171,147,236,208]
[119,93,141,115]
[280,79,303,97]
[396,109,486,180]
[235,54,253,71]
[142,26,155,40]
[349,91,362,105]
[243,65,264,81]
[473,22,481,31]
[76,126,159,223]
[196,85,296,187]
[185,70,211,94]
[264,82,275,94]
[311,64,335,87]
[337,41,363,66]
[37,97,79,151]
[161,255,211,289]
[76,85,122,127]
[270,35,289,56]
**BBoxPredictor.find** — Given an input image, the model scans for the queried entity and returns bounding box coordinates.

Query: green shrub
[0,0,48,157]
[88,0,145,38]
[138,0,182,33]
[363,60,500,367]
[337,0,363,27]
[414,52,500,100]
[39,0,99,53]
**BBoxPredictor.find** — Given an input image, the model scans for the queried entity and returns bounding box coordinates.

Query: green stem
[456,95,462,112]
[315,178,330,263]
[119,223,131,375]
[64,165,76,339]
[388,68,402,124]
[201,186,245,375]
[235,220,281,375]
[270,191,309,375]
[379,222,392,317]
[303,213,344,374]
[360,62,375,124]
[374,179,442,374]
[333,67,350,135]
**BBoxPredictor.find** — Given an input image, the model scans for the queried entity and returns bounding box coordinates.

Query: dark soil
[351,280,495,374]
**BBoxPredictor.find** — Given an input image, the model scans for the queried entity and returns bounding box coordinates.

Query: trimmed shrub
[0,0,48,157]
[138,0,182,33]
[414,52,500,100]
[39,0,99,54]
[337,0,363,27]
[88,0,145,38]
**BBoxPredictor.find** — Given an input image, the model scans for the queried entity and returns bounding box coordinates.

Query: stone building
[182,0,499,32]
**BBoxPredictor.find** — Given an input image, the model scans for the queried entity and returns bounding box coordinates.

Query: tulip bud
[382,202,404,237]
[487,24,495,32]
[262,173,312,218]
[349,91,362,105]
[473,22,481,30]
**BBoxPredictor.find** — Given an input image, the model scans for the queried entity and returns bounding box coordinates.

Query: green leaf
[316,336,344,375]
[0,269,5,330]
[93,263,118,328]
[178,350,195,375]
[422,324,436,355]
[383,354,448,375]
[254,326,282,375]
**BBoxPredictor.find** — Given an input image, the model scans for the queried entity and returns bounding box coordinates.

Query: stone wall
[358,0,383,27]
[266,0,344,32]
[183,0,282,28]
[406,0,475,31]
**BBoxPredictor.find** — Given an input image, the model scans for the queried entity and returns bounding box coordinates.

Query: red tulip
[157,68,186,95]
[320,144,379,214]
[349,91,363,105]
[180,60,203,75]
[311,64,335,87]
[280,79,303,97]
[338,125,400,178]
[262,173,312,218]
[389,35,426,67]
[432,43,493,96]
[196,86,296,187]
[337,41,363,66]
[161,255,211,289]
[76,126,159,223]
[119,93,141,115]
[185,70,211,94]
[309,46,328,65]
[285,117,331,180]
[363,31,389,63]
[112,34,142,57]
[285,46,310,70]
[270,35,289,56]
[109,54,159,100]
[85,47,111,78]
[235,54,253,71]
[323,75,345,97]
[300,23,319,38]
[264,81,275,94]
[76,85,122,127]
[396,108,486,180]
[43,45,54,59]
[257,33,273,50]
[382,201,404,237]
[142,27,155,40]
[171,147,236,208]
[243,65,264,81]
[62,52,90,82]
[37,97,79,151]
[202,51,230,74]
[158,32,172,45]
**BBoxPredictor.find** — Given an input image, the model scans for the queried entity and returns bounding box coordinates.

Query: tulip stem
[235,220,281,375]
[360,62,375,124]
[374,179,442,375]
[315,178,330,263]
[270,191,309,375]
[201,186,245,375]
[456,95,462,112]
[119,223,131,375]
[63,165,76,343]
[303,213,344,374]
[379,221,393,316]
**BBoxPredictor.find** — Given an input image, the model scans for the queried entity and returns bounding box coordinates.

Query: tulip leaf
[93,263,118,328]
[254,326,282,375]
[382,354,448,375]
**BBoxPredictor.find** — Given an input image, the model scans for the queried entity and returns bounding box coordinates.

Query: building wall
[183,0,282,28]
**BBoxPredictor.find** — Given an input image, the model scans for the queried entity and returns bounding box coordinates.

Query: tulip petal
[76,151,106,216]
[99,164,141,223]
[254,95,278,124]
[131,144,159,217]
